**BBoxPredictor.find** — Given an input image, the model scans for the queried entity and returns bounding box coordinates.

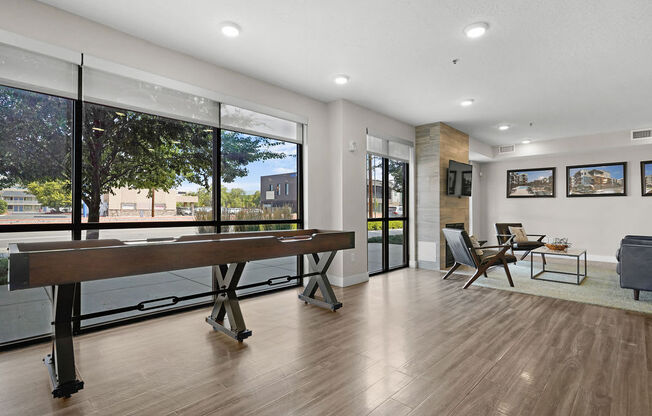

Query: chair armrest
[480,244,512,250]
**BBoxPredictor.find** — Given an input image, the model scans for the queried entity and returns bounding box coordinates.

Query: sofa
[617,235,652,300]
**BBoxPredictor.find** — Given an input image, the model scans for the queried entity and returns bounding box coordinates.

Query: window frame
[0,66,305,348]
[367,155,409,276]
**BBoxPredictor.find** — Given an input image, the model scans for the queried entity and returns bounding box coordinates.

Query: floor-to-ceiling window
[367,153,409,274]
[0,43,304,345]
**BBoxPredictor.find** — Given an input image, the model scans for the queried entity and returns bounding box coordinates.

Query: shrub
[0,257,8,286]
[0,199,7,215]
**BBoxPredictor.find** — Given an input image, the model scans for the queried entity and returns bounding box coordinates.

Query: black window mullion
[71,63,83,334]
[383,158,389,271]
[213,127,221,234]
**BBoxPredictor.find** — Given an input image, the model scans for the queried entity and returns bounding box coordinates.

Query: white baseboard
[409,260,418,268]
[328,272,369,287]
[587,254,617,263]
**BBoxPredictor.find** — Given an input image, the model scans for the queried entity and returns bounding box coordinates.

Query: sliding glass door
[367,154,409,274]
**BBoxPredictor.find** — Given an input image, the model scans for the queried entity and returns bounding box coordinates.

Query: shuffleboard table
[8,229,354,398]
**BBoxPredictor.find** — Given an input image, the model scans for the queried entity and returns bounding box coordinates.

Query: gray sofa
[617,235,652,300]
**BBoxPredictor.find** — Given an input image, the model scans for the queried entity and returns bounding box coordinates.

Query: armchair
[495,223,546,261]
[442,228,516,289]
[617,235,652,300]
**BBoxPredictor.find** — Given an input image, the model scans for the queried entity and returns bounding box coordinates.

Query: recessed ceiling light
[460,99,474,107]
[334,74,350,85]
[498,124,510,131]
[464,22,489,39]
[221,22,241,38]
[521,139,532,144]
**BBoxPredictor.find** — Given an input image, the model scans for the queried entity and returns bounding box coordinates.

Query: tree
[0,85,287,233]
[26,180,72,211]
[0,199,7,215]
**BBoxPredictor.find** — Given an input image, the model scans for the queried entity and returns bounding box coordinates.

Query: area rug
[449,259,652,315]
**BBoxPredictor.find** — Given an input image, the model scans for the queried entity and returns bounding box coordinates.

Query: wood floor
[1,267,651,416]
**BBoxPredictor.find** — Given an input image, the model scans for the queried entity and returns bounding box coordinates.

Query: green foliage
[0,257,7,286]
[0,199,7,215]
[221,186,260,209]
[26,180,72,210]
[0,86,288,225]
[0,87,71,189]
[367,220,404,231]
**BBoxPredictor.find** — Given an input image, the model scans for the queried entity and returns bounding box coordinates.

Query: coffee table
[529,246,587,285]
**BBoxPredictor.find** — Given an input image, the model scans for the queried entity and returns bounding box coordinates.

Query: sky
[569,164,624,180]
[646,163,652,177]
[515,170,553,181]
[177,140,298,194]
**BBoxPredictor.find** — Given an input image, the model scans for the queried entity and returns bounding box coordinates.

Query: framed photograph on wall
[506,167,556,198]
[566,162,627,197]
[461,171,472,196]
[642,160,652,196]
[447,170,457,195]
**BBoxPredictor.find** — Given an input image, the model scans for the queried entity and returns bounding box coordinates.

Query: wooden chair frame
[443,235,515,289]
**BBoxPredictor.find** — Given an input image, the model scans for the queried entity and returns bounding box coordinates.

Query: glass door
[367,154,409,274]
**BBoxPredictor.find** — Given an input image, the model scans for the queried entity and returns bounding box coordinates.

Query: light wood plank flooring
[1,267,651,416]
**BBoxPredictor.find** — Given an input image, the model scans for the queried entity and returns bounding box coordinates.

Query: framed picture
[642,160,652,196]
[461,171,472,196]
[566,162,627,197]
[506,167,556,198]
[447,170,456,195]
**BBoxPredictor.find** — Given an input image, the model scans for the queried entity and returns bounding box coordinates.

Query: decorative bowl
[545,243,568,251]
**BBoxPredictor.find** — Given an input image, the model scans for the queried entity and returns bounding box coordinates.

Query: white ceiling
[40,0,652,145]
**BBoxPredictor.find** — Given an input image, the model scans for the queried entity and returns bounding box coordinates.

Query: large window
[81,102,213,224]
[0,86,73,225]
[0,45,304,346]
[221,130,299,222]
[367,154,409,274]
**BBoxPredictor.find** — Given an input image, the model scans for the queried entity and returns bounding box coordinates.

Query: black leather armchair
[495,223,546,261]
[617,235,652,300]
[442,228,516,289]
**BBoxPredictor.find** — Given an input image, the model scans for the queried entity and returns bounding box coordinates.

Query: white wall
[0,0,415,285]
[474,138,652,262]
[329,100,415,285]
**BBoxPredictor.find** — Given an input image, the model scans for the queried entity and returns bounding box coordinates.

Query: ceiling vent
[498,144,515,154]
[632,128,652,142]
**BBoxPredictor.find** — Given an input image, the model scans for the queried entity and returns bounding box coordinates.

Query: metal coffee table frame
[529,247,587,285]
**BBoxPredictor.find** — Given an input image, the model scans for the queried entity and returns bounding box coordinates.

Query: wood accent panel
[439,123,470,269]
[1,266,650,415]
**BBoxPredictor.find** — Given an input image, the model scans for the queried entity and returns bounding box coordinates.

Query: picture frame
[506,167,556,198]
[461,171,472,197]
[566,162,627,197]
[447,170,457,195]
[642,160,652,196]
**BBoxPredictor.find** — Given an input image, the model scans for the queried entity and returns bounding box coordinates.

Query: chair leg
[520,251,530,261]
[463,267,487,289]
[502,259,514,287]
[442,263,461,280]
[484,271,488,277]
[634,289,640,301]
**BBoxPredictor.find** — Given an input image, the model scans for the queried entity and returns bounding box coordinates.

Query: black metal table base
[530,250,587,285]
[44,354,84,398]
[41,251,344,398]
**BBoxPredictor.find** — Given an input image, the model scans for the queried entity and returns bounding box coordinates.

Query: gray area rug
[449,258,652,314]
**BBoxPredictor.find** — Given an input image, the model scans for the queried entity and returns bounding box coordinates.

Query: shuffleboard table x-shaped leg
[206,263,252,342]
[298,251,342,311]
